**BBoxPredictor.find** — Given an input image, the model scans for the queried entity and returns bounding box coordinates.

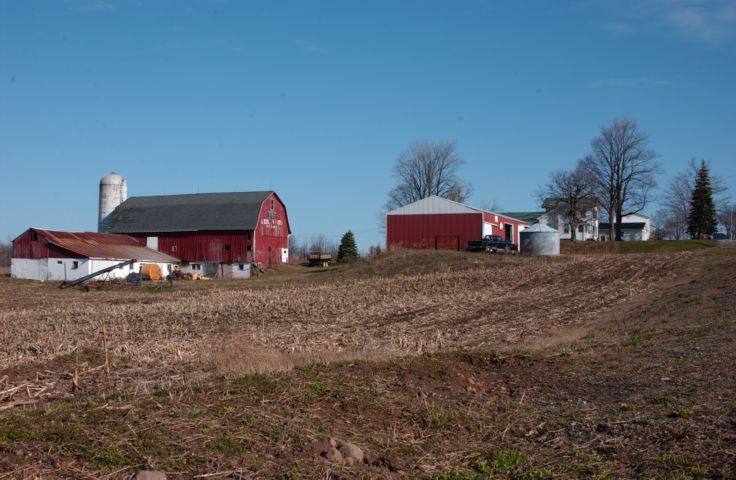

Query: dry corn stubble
[0,251,688,397]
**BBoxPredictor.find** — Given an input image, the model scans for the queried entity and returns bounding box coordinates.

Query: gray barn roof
[106,191,274,233]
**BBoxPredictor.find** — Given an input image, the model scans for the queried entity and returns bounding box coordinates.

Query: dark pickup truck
[468,235,516,253]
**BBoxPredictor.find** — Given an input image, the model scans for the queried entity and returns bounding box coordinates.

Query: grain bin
[520,223,560,256]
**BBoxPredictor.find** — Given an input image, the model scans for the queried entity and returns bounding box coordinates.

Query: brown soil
[1,246,735,479]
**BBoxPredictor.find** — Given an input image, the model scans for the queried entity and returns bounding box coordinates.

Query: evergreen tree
[337,230,359,263]
[687,160,718,239]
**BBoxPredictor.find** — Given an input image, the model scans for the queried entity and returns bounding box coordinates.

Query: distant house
[11,228,178,282]
[505,198,599,241]
[387,196,529,250]
[598,214,652,241]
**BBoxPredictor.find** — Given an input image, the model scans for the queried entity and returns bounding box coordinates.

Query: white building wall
[221,263,252,279]
[482,222,494,237]
[12,257,177,282]
[47,258,92,281]
[11,258,49,281]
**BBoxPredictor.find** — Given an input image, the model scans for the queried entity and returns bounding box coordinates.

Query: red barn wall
[387,213,482,250]
[129,231,251,264]
[254,193,290,265]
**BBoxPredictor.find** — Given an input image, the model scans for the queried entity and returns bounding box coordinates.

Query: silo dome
[520,223,560,256]
[98,172,127,232]
[100,172,125,186]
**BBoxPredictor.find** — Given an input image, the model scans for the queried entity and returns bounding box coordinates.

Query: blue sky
[1,0,735,249]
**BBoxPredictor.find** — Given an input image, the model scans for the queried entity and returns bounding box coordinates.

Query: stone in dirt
[325,446,344,463]
[338,442,364,465]
[134,471,166,480]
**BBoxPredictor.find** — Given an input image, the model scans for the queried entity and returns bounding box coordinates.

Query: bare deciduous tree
[308,234,338,257]
[0,236,12,268]
[718,202,736,240]
[583,119,659,241]
[385,140,472,212]
[537,159,598,242]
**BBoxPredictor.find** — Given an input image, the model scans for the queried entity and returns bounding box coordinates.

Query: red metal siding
[254,193,290,265]
[12,230,81,259]
[129,231,250,264]
[387,213,483,250]
[481,212,528,244]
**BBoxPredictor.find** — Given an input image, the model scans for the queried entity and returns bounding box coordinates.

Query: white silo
[98,172,127,232]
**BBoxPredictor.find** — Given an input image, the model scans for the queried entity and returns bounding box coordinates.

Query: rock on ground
[134,471,166,480]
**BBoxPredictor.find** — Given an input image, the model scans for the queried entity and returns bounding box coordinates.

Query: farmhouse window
[192,263,201,270]
[564,224,570,234]
[238,264,245,270]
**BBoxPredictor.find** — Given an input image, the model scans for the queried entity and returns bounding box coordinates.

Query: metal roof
[522,223,559,233]
[502,212,545,224]
[106,191,274,233]
[387,196,529,224]
[387,196,481,215]
[32,229,179,262]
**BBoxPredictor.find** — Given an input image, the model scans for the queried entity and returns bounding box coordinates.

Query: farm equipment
[467,235,517,253]
[59,259,135,289]
[307,252,332,267]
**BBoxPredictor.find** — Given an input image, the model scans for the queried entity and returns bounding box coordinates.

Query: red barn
[104,191,291,277]
[387,196,529,250]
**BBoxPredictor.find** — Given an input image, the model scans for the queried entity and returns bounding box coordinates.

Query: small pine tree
[687,160,718,239]
[337,230,359,263]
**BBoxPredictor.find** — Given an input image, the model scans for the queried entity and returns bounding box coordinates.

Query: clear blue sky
[1,0,735,249]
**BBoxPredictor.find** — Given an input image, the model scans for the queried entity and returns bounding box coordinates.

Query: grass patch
[0,427,37,443]
[421,402,451,430]
[474,449,527,474]
[668,406,694,418]
[208,437,244,455]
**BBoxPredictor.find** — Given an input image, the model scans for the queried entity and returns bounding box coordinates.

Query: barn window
[171,245,177,252]
[224,244,230,251]
[246,245,252,251]
[71,261,79,270]
[191,263,201,270]
[270,199,275,210]
[57,260,62,264]
[238,263,245,270]
[31,231,38,241]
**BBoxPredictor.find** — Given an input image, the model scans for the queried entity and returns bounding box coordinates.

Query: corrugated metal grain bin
[520,223,560,256]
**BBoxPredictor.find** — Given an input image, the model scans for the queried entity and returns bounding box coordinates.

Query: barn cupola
[98,172,127,232]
